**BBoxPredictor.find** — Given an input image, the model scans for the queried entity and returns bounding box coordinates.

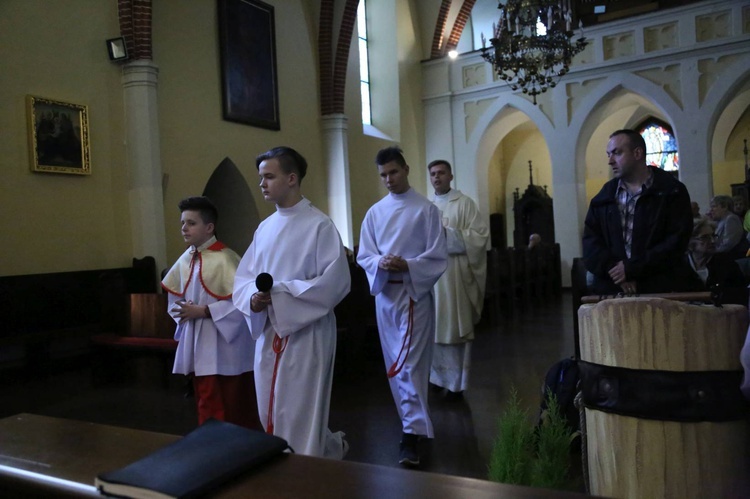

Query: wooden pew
[90,293,177,385]
[0,259,156,375]
[334,261,376,378]
[487,247,524,317]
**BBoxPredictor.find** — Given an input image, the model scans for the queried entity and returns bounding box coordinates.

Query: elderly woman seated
[709,195,749,259]
[682,218,748,305]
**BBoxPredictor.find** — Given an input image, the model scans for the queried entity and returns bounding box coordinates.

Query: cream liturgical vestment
[430,190,489,392]
[357,188,447,437]
[162,236,254,377]
[233,198,350,459]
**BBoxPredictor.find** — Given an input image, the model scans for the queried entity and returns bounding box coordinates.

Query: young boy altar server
[162,196,260,430]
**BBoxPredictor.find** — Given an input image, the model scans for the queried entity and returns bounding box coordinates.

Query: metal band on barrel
[578,360,750,422]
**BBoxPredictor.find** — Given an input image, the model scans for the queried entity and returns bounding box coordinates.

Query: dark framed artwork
[26,95,91,175]
[218,0,280,130]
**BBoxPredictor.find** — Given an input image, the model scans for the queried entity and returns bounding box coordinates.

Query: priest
[233,146,350,459]
[357,146,447,467]
[427,160,489,399]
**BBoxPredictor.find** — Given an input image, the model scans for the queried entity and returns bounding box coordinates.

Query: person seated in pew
[680,217,749,306]
[527,233,542,250]
[709,195,749,259]
[162,196,261,430]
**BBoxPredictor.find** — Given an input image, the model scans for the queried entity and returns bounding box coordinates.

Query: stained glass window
[638,119,679,172]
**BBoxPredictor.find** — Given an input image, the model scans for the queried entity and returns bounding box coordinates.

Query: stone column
[322,114,353,249]
[122,60,167,272]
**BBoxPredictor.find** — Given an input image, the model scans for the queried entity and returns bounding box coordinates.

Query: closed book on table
[95,419,290,499]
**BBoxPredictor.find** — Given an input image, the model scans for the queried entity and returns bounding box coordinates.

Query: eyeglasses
[693,234,718,243]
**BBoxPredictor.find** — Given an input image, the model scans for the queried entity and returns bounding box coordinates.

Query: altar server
[234,146,350,459]
[357,146,447,466]
[162,196,260,430]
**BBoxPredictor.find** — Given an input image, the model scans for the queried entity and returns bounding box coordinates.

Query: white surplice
[357,188,447,437]
[430,189,489,392]
[233,198,350,458]
[162,237,253,377]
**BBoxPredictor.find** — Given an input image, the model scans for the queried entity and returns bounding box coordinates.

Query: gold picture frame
[27,95,91,175]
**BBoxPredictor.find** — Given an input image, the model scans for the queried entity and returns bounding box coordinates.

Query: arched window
[357,0,372,126]
[637,118,679,172]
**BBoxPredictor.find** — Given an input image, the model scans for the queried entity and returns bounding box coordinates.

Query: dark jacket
[583,167,693,294]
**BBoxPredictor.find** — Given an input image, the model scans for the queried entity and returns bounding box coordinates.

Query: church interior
[2,0,750,497]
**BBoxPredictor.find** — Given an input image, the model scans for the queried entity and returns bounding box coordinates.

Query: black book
[95,419,290,499]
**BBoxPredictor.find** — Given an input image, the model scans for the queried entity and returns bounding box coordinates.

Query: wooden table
[0,413,588,498]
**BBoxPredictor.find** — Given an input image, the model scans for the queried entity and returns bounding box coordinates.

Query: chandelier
[480,0,588,105]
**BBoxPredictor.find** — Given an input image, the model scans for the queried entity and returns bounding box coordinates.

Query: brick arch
[444,0,476,53]
[117,0,152,61]
[332,0,360,113]
[430,0,453,58]
[319,0,360,115]
[319,0,335,114]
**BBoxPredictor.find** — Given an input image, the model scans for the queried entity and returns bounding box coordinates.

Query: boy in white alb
[234,147,350,458]
[357,146,447,466]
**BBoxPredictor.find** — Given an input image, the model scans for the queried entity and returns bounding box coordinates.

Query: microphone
[256,272,273,293]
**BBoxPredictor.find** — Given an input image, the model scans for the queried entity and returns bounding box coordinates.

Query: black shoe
[398,433,420,467]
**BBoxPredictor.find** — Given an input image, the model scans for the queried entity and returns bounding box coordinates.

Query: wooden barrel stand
[578,298,750,499]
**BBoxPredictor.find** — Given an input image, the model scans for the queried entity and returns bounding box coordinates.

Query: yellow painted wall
[712,107,750,197]
[1,0,428,274]
[488,145,505,215]
[154,0,330,264]
[345,0,427,245]
[501,129,552,244]
[0,1,130,276]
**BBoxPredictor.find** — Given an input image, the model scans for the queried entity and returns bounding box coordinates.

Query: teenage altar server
[233,146,350,459]
[427,160,489,399]
[162,196,260,430]
[357,146,447,467]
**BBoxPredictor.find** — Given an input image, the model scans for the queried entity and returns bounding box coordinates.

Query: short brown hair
[427,159,452,173]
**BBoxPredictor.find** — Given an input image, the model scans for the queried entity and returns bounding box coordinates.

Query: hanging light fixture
[480,0,588,105]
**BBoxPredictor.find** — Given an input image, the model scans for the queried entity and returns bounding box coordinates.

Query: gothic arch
[711,88,750,164]
[568,75,682,192]
[703,59,750,164]
[569,74,681,145]
[466,95,555,219]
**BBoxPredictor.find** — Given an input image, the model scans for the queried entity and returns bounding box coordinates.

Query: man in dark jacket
[583,129,693,295]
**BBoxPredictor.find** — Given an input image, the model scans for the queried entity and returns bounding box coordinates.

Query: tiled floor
[1,292,576,482]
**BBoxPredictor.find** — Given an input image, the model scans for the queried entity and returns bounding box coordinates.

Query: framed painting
[218,0,280,130]
[27,95,91,175]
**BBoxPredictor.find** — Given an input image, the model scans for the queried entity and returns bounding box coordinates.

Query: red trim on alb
[387,298,414,378]
[267,334,289,435]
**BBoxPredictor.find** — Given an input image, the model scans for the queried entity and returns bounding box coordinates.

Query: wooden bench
[484,244,563,320]
[90,293,177,385]
[333,261,376,378]
[0,259,156,376]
